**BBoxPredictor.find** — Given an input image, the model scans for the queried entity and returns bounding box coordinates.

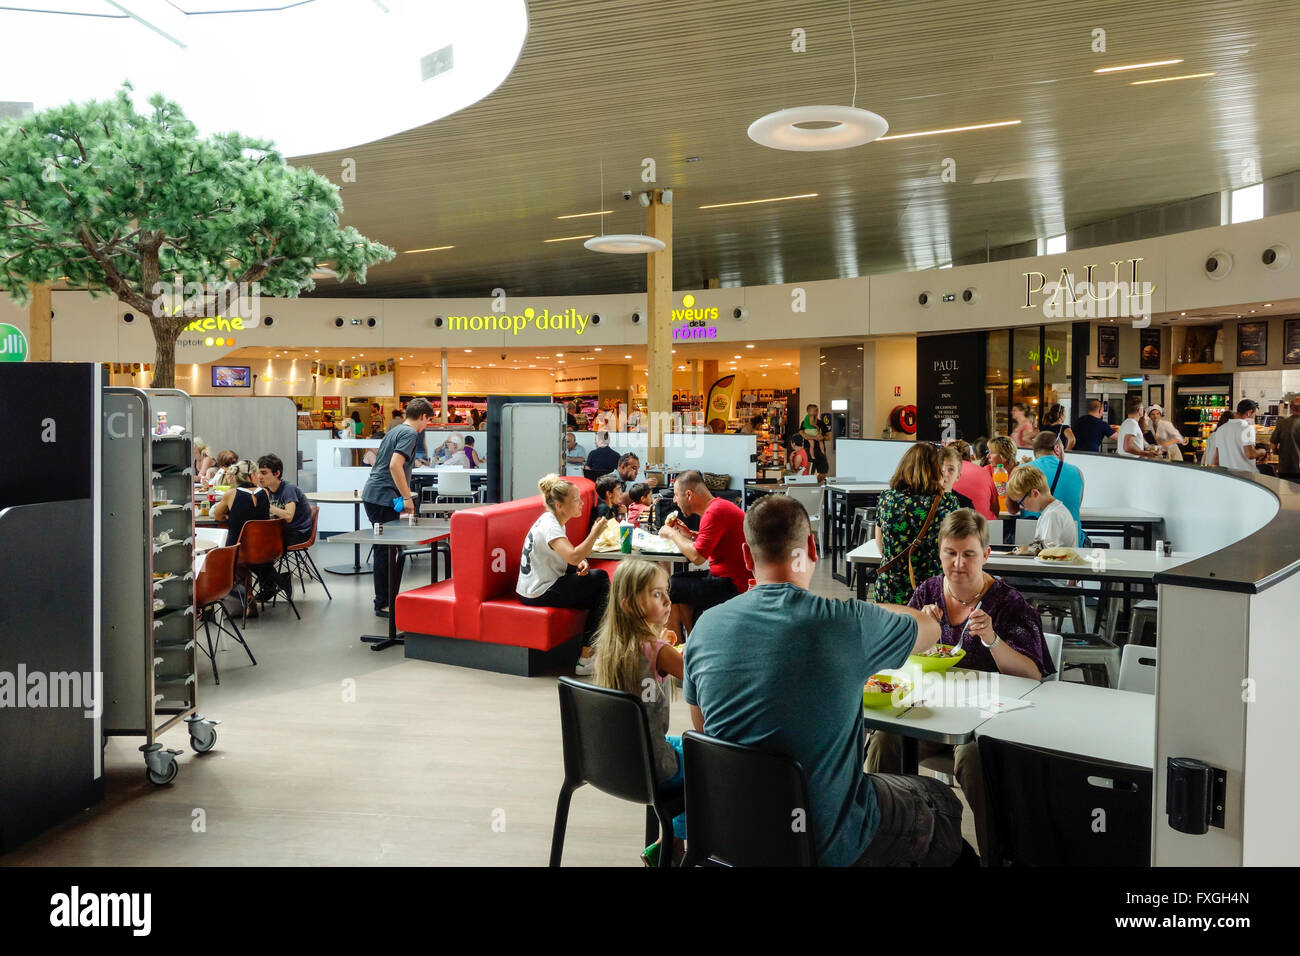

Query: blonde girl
[516,474,611,675]
[594,559,686,862]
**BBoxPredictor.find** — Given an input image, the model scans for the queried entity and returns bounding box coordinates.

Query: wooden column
[646,190,672,463]
[28,284,52,361]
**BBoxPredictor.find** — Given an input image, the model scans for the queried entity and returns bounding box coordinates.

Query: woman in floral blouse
[871,443,961,604]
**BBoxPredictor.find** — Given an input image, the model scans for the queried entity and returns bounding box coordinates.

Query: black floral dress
[871,490,960,605]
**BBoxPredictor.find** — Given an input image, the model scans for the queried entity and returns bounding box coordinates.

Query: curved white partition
[834,438,1289,559]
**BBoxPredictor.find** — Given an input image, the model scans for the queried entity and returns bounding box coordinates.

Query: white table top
[976,680,1155,769]
[847,540,1190,582]
[863,671,1043,745]
[307,490,369,504]
[1000,506,1164,523]
[826,482,891,494]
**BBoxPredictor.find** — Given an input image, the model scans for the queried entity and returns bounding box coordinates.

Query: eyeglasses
[1012,493,1030,509]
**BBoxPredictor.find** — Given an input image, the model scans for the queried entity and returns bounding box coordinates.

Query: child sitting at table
[594,560,686,866]
[626,482,654,526]
[591,474,625,530]
[1004,466,1078,550]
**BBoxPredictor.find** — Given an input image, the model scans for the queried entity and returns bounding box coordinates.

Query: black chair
[582,466,604,484]
[679,730,817,867]
[977,736,1152,866]
[549,677,684,867]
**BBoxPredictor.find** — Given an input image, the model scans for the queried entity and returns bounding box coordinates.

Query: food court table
[331,519,451,651]
[975,680,1155,769]
[589,546,690,574]
[1000,506,1164,550]
[825,483,891,585]
[862,672,1043,774]
[308,490,374,576]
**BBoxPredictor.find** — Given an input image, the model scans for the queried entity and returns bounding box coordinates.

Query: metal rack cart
[102,387,218,784]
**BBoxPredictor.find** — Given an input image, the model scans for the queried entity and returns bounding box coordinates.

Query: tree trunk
[149,315,186,389]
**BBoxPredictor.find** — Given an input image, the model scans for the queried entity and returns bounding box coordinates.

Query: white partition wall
[316,439,380,533]
[833,438,911,483]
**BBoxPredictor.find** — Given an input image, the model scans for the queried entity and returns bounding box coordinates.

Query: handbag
[861,492,945,597]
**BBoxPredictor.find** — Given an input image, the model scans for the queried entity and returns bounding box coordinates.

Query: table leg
[326,499,374,576]
[362,542,405,651]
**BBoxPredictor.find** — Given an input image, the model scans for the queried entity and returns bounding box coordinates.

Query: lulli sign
[0,323,28,362]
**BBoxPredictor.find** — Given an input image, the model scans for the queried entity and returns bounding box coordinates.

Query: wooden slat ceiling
[300,0,1300,299]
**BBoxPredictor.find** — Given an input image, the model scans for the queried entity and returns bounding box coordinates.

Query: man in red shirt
[657,470,749,639]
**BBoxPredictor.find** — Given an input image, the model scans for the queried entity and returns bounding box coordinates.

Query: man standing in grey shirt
[361,397,435,615]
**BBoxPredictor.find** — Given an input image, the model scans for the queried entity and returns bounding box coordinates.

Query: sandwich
[1037,546,1077,562]
[663,510,679,528]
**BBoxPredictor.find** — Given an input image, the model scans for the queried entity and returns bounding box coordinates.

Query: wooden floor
[1,540,978,866]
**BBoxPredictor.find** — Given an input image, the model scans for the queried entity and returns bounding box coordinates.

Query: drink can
[619,521,633,553]
[374,522,383,535]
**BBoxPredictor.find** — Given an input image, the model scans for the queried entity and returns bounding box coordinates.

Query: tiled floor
[2,541,979,866]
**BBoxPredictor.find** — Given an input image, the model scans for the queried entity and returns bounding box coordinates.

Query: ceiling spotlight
[585,234,666,254]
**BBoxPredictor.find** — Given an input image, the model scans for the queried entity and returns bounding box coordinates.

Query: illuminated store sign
[1022,257,1154,310]
[446,307,591,335]
[672,294,718,341]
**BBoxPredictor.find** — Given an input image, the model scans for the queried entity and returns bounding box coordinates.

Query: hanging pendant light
[585,164,665,255]
[748,1,887,151]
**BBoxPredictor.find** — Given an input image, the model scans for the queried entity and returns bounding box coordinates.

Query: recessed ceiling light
[488,363,495,367]
[746,344,755,349]
[464,349,472,353]
[403,245,454,254]
[877,119,1021,141]
[594,347,602,351]
[685,156,702,163]
[699,193,819,210]
[545,234,596,243]
[558,360,565,364]
[1093,58,1183,74]
[528,364,536,368]
[556,210,612,220]
[624,354,632,359]
[1129,72,1215,86]
[556,353,564,357]
[1265,303,1273,307]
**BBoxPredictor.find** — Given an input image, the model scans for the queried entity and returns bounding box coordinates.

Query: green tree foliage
[0,85,393,386]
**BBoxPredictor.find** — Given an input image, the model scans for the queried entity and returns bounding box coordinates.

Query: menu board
[1236,321,1268,367]
[1139,328,1161,369]
[1097,325,1119,368]
[1284,319,1300,366]
[915,331,986,442]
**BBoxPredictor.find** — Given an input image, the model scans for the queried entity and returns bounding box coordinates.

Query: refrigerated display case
[1173,377,1231,463]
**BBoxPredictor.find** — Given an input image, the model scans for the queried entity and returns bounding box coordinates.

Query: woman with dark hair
[871,444,961,605]
[1010,402,1037,448]
[1039,403,1075,451]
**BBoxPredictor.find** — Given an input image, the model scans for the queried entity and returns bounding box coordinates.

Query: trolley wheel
[146,759,179,786]
[190,728,217,754]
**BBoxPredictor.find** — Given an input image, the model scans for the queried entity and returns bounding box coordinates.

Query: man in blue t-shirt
[1012,431,1086,546]
[683,495,964,866]
[1071,399,1118,453]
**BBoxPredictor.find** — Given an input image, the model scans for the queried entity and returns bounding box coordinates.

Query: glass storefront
[986,323,1073,437]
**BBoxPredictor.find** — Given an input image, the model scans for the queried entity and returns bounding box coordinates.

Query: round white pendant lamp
[748,1,885,153]
[747,105,888,151]
[584,234,666,254]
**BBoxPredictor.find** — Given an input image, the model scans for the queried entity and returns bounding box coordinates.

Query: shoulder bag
[860,492,945,596]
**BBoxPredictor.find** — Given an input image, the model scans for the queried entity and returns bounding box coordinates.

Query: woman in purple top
[867,507,1053,860]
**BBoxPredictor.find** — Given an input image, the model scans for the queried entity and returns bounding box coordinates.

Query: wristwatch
[980,633,1001,650]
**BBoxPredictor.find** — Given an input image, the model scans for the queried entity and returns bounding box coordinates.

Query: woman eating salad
[866,507,1054,860]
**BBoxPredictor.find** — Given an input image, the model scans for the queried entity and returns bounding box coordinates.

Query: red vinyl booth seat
[395,476,617,667]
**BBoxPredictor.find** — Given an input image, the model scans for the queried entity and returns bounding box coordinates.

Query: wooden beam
[646,190,672,464]
[28,284,52,361]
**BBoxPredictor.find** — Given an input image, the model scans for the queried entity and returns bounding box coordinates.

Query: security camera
[122,312,135,325]
[333,316,345,328]
[1262,244,1292,271]
[262,315,275,327]
[962,288,980,305]
[622,189,633,201]
[366,316,378,328]
[500,353,507,360]
[638,192,651,208]
[733,306,749,321]
[661,189,673,206]
[433,316,445,328]
[589,312,602,325]
[918,292,933,308]
[631,311,644,325]
[1205,250,1233,280]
